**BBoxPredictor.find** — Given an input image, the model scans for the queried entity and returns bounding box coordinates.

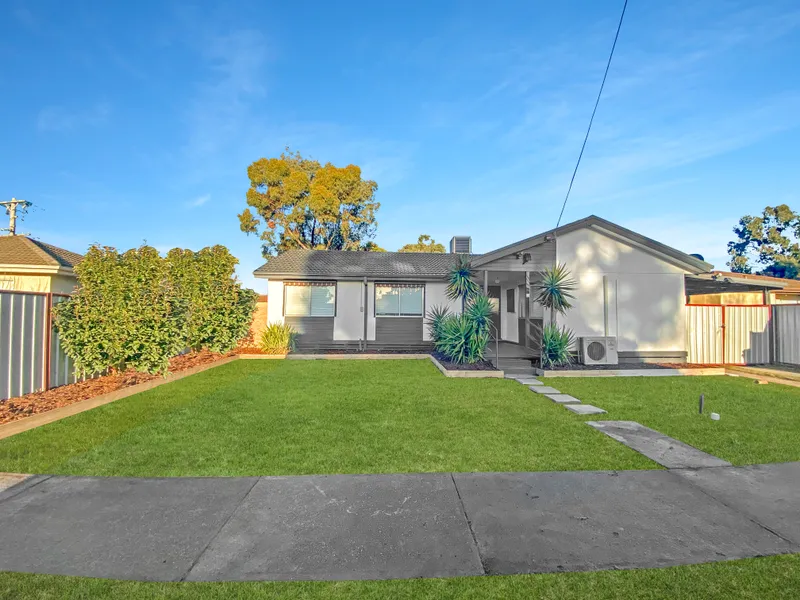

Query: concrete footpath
[0,463,798,582]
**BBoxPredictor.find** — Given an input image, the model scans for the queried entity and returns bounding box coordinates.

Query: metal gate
[686,304,772,365]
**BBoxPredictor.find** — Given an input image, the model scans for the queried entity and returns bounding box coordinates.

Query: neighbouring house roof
[708,271,800,292]
[254,249,476,279]
[471,215,713,274]
[0,236,84,270]
[254,215,713,279]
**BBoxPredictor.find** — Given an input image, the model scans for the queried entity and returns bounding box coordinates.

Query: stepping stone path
[565,404,607,415]
[515,378,543,386]
[528,386,561,395]
[545,394,581,404]
[587,421,731,469]
[506,377,608,415]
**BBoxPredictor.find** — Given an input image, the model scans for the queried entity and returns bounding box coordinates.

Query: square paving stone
[0,476,258,581]
[565,404,606,415]
[186,473,482,581]
[529,386,561,394]
[515,378,543,386]
[545,394,581,404]
[452,470,795,575]
[674,462,800,544]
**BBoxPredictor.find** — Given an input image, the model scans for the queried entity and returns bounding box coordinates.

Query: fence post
[43,293,53,391]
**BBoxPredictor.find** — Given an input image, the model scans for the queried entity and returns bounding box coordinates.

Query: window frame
[374,282,426,318]
[283,281,337,317]
[506,288,515,313]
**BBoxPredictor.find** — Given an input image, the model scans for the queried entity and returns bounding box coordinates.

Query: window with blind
[375,284,424,317]
[284,282,336,317]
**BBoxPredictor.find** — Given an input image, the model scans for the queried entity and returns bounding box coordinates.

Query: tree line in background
[728,204,799,279]
[53,245,256,375]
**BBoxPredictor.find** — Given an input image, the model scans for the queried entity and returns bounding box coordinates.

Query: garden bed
[431,352,497,371]
[0,351,230,425]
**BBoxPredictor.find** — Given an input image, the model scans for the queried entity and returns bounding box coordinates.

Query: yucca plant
[534,263,577,324]
[434,294,493,365]
[425,304,451,343]
[446,255,480,312]
[540,323,575,368]
[258,322,298,354]
[464,294,493,335]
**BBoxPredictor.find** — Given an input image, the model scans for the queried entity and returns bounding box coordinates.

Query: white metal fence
[1,291,82,401]
[774,304,800,366]
[686,304,773,365]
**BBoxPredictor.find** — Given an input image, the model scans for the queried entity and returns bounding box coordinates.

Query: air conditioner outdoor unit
[580,337,618,366]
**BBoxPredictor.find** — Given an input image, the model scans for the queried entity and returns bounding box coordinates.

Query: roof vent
[450,236,472,254]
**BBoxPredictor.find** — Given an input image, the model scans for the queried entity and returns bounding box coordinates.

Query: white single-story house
[254,215,716,363]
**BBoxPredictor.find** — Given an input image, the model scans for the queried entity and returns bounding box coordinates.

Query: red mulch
[0,351,232,426]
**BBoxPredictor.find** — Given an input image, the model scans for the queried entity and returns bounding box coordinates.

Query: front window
[284,282,336,317]
[375,283,424,316]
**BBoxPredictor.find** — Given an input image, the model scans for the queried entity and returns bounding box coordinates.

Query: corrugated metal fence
[0,291,82,401]
[774,304,800,366]
[686,304,773,365]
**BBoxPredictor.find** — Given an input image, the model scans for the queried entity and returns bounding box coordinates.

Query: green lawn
[0,360,653,476]
[2,555,799,599]
[550,375,800,465]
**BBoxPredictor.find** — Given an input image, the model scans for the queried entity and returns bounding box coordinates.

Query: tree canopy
[728,204,799,279]
[398,234,445,253]
[239,150,379,256]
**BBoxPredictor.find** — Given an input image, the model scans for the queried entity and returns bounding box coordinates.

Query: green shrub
[166,246,257,354]
[259,323,298,354]
[434,295,492,365]
[53,244,257,376]
[540,323,575,368]
[424,305,451,342]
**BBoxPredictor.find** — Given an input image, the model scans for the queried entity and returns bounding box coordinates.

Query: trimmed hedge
[53,244,256,375]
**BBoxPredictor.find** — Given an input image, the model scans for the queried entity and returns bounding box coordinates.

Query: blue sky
[1,0,799,292]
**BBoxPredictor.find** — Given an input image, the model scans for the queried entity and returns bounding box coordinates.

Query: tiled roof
[254,250,477,278]
[0,236,84,268]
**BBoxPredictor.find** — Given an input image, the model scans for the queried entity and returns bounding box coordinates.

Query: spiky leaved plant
[533,263,577,324]
[259,322,298,354]
[446,255,480,312]
[424,304,452,343]
[540,323,575,369]
[464,294,493,336]
[434,294,493,364]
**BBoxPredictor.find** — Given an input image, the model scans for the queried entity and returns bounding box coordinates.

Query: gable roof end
[471,215,713,274]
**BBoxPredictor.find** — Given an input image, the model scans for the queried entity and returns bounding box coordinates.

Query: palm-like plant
[446,255,480,312]
[540,323,575,368]
[533,263,577,324]
[424,304,451,343]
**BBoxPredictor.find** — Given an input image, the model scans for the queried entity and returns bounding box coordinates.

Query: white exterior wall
[555,228,687,353]
[266,280,284,325]
[334,281,365,341]
[423,281,461,341]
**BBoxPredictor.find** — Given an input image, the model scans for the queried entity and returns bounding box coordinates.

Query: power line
[555,0,629,228]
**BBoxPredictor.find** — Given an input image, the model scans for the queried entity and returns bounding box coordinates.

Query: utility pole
[1,198,32,236]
